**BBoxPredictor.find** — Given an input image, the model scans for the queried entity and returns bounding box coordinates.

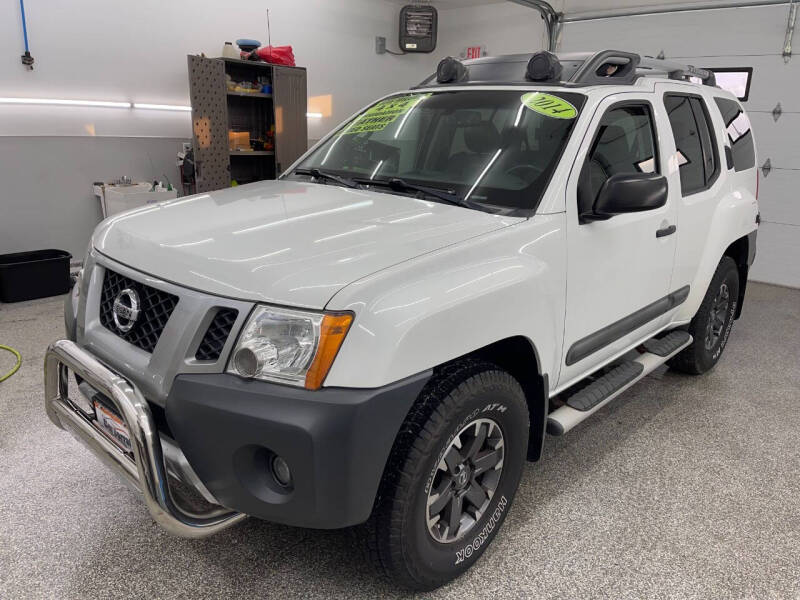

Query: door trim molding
[565,285,690,366]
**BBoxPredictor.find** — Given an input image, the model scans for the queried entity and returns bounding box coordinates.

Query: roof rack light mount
[569,50,640,85]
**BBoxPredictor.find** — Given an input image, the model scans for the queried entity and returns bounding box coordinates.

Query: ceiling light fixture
[0,97,131,108]
[1,98,326,119]
[133,103,192,111]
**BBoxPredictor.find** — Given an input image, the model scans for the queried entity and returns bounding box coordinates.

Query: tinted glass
[579,104,657,214]
[292,90,586,214]
[690,97,717,183]
[664,95,706,194]
[713,69,752,101]
[715,97,755,171]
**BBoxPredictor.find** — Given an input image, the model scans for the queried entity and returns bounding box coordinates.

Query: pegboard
[188,55,231,192]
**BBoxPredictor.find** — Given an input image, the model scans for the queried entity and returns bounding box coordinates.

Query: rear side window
[714,97,755,171]
[664,94,719,195]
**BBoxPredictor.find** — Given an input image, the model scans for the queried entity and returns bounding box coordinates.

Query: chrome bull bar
[44,339,246,538]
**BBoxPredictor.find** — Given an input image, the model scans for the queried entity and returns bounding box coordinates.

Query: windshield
[288,89,585,214]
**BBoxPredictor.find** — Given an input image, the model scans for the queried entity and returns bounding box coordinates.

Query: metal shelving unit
[188,55,308,192]
[226,91,273,99]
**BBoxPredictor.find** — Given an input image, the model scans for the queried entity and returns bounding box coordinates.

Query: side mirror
[583,172,668,222]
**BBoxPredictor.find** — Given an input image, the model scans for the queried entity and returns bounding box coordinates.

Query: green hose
[0,345,22,382]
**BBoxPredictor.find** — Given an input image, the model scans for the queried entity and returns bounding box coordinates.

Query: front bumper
[166,370,431,528]
[45,339,431,533]
[44,340,246,538]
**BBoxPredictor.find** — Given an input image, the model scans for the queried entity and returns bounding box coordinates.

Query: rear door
[559,95,678,388]
[657,86,726,296]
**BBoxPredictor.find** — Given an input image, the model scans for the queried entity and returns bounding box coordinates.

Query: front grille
[195,308,238,361]
[99,269,179,353]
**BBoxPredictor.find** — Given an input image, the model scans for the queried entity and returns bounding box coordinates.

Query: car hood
[93,180,519,308]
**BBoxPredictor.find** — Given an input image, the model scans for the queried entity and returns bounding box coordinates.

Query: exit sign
[461,45,487,60]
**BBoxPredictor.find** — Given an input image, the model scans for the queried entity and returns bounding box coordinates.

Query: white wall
[435,2,548,58]
[0,0,440,140]
[0,0,441,258]
[0,137,187,261]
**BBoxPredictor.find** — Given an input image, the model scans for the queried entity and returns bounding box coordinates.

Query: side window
[691,98,716,180]
[714,97,755,171]
[664,94,719,195]
[578,104,658,215]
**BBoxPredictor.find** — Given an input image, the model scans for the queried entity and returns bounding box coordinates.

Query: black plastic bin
[0,249,73,303]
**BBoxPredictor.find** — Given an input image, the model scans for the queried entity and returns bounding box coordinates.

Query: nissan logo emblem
[112,288,140,332]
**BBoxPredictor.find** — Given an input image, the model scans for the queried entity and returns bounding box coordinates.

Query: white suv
[45,50,758,590]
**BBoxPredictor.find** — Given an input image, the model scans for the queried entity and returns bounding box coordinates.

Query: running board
[547,330,692,436]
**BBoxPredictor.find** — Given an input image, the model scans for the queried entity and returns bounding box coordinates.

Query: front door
[559,96,678,388]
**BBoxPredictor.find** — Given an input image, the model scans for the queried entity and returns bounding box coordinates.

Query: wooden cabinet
[187,55,308,193]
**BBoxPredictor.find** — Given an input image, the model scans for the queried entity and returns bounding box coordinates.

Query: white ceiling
[388,0,504,7]
[390,0,776,14]
[553,0,762,13]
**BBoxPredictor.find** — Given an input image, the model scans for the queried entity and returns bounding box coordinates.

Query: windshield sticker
[521,92,577,119]
[341,94,431,135]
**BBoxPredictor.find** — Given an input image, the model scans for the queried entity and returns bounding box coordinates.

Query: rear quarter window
[714,97,755,171]
[664,94,718,195]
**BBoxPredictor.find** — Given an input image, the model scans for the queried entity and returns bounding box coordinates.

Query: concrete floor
[1,282,798,599]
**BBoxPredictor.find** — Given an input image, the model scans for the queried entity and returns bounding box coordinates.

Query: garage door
[559,3,800,288]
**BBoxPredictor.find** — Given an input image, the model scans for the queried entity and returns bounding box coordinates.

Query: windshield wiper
[355,177,467,207]
[294,168,362,189]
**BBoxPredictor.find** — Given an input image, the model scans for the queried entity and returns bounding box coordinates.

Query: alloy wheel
[704,282,730,350]
[426,418,504,543]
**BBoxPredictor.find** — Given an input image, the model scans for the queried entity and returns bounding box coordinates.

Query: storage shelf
[229,150,275,156]
[188,54,306,191]
[221,57,307,73]
[227,91,273,99]
[222,57,274,69]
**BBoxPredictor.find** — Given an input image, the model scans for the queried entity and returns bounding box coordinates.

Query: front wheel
[669,256,740,375]
[361,360,529,591]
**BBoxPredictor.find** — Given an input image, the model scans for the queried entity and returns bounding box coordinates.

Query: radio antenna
[266,9,273,62]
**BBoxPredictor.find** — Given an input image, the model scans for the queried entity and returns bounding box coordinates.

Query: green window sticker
[521,92,578,119]
[341,94,431,135]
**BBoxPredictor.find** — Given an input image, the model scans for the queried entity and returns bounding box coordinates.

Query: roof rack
[415,49,717,89]
[636,56,716,86]
[569,50,717,86]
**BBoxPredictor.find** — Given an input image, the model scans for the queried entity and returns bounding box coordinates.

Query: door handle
[656,224,677,238]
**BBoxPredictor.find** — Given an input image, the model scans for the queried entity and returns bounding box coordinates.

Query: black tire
[669,256,740,375]
[359,359,529,591]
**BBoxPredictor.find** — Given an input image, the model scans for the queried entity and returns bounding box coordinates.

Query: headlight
[227,305,353,390]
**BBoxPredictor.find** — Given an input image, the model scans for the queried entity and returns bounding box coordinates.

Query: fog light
[271,455,292,487]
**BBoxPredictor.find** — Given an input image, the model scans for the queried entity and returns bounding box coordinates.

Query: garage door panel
[560,5,788,57]
[748,112,800,167]
[757,170,800,227]
[749,222,800,287]
[688,55,800,113]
